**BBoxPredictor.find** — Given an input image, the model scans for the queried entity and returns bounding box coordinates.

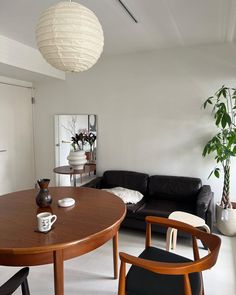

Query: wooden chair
[0,267,30,295]
[118,217,221,295]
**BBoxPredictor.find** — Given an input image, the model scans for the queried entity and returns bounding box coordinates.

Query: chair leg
[200,273,205,295]
[166,228,178,251]
[172,229,177,250]
[200,224,211,250]
[166,227,173,251]
[21,279,30,295]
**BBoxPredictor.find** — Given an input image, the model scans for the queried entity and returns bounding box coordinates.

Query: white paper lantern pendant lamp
[35,0,104,72]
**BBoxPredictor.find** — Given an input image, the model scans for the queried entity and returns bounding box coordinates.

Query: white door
[0,83,35,195]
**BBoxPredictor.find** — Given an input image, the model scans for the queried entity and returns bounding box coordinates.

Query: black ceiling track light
[117,0,138,23]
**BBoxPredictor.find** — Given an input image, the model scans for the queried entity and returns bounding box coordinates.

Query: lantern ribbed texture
[35,1,104,72]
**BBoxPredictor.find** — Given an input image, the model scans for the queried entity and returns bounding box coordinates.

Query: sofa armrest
[205,196,214,232]
[196,185,214,227]
[81,177,102,188]
[196,185,213,213]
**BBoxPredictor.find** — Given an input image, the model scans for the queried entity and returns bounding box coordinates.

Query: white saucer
[58,198,75,207]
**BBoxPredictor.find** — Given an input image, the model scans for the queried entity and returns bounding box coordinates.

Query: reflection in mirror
[54,114,97,186]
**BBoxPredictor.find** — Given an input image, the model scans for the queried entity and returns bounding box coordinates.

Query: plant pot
[216,202,236,236]
[85,151,92,161]
[67,150,87,170]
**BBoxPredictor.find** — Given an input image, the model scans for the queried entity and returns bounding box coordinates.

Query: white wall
[34,43,236,202]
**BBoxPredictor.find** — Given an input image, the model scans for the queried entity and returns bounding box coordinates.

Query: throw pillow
[102,187,144,204]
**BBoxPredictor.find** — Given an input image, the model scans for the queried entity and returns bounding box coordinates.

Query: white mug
[37,212,57,232]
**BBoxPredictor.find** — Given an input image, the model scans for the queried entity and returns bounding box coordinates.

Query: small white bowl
[58,198,75,208]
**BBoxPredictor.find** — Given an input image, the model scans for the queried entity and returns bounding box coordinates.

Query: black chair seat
[126,247,201,295]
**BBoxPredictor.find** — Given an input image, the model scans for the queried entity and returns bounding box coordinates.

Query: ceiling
[0,0,236,56]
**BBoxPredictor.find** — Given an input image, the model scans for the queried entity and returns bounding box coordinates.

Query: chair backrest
[148,175,202,202]
[102,170,149,195]
[118,217,221,295]
[145,217,221,273]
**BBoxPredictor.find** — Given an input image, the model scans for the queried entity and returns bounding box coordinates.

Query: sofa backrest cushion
[102,170,149,196]
[148,175,202,202]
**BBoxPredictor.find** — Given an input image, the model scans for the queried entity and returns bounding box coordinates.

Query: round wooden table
[0,187,126,295]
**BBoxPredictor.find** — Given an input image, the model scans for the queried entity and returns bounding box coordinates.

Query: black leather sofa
[83,170,214,233]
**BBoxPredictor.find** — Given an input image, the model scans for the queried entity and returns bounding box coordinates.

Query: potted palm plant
[202,85,236,236]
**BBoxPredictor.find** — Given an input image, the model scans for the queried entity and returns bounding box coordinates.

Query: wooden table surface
[0,187,126,295]
[53,165,84,175]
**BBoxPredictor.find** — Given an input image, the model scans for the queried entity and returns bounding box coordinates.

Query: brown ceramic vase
[36,178,52,208]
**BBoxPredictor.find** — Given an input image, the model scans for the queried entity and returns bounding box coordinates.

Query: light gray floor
[0,228,235,294]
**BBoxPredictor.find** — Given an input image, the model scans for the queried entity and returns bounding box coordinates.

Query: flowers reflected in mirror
[71,132,96,152]
[85,133,96,152]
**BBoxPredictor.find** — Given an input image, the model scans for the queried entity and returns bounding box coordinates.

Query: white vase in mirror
[67,150,87,170]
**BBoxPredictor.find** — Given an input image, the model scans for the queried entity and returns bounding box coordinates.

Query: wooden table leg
[53,249,64,295]
[113,232,118,279]
[73,175,76,187]
[80,172,83,184]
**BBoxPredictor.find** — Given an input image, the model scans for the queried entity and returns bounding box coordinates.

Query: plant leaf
[214,170,220,178]
[208,170,214,179]
[216,113,222,126]
[203,97,213,109]
[224,113,232,127]
[214,169,220,178]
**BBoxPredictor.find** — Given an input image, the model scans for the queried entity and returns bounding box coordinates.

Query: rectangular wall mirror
[54,114,97,186]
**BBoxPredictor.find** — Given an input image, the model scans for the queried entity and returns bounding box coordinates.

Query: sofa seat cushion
[126,246,201,295]
[126,198,146,218]
[135,199,196,220]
